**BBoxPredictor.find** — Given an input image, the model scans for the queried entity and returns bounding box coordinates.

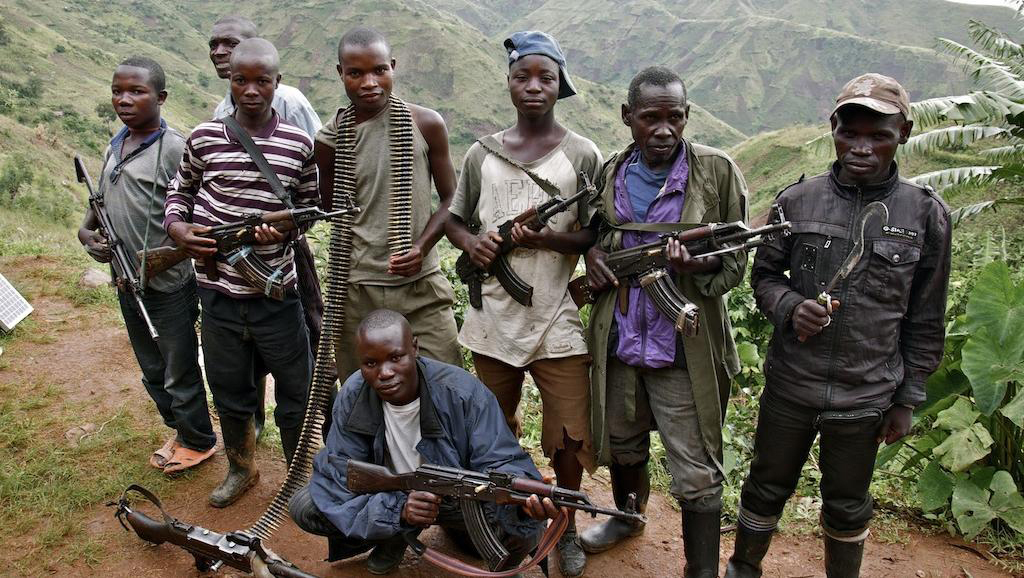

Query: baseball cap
[832,73,911,120]
[504,30,577,99]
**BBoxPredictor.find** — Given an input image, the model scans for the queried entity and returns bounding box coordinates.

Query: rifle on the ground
[75,155,160,340]
[112,485,317,578]
[455,172,597,309]
[347,460,644,574]
[140,205,359,300]
[568,203,791,336]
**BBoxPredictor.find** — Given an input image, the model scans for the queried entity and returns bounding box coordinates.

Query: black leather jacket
[752,163,951,410]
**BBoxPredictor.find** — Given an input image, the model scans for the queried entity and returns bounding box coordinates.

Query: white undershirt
[383,397,424,474]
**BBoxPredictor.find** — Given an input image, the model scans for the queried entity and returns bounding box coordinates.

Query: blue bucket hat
[504,30,577,99]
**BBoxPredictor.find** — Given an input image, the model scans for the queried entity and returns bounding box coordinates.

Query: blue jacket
[309,357,544,541]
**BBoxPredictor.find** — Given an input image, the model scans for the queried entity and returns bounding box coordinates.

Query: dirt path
[0,258,1015,578]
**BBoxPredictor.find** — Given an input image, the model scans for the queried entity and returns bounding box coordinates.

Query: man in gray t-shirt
[78,57,216,474]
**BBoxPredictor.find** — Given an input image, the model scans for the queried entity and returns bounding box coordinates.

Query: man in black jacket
[725,74,951,578]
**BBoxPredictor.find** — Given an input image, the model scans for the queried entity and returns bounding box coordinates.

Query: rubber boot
[366,535,408,575]
[580,461,649,553]
[823,533,865,578]
[724,523,773,578]
[209,416,260,508]
[682,509,721,578]
[280,426,301,468]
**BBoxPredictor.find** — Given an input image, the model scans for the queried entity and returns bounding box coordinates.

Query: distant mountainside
[501,0,1015,133]
[0,0,1015,172]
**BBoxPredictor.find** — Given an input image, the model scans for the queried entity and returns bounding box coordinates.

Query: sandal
[150,437,181,469]
[162,444,217,475]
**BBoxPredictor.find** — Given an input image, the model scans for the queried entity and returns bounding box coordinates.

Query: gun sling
[220,115,297,299]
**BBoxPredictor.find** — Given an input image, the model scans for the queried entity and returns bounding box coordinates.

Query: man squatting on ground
[208,15,326,439]
[288,310,563,575]
[78,57,218,475]
[444,31,601,578]
[724,74,951,578]
[581,67,749,578]
[164,38,317,507]
[313,27,461,383]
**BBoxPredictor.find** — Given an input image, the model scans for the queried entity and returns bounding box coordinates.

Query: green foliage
[0,152,33,199]
[94,100,116,122]
[884,262,1024,541]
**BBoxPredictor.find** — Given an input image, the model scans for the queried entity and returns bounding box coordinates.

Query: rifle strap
[221,115,296,210]
[117,484,175,526]
[138,130,165,290]
[409,510,568,578]
[477,135,562,200]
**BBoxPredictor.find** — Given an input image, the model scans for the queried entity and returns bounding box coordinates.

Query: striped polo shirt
[164,112,318,298]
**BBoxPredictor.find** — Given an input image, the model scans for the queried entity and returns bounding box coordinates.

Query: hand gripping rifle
[75,155,159,340]
[455,172,597,309]
[111,485,317,578]
[347,460,645,577]
[568,203,791,337]
[138,205,359,300]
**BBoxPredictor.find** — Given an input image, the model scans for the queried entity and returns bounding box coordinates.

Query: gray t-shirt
[214,83,322,139]
[101,127,192,293]
[316,103,440,286]
[450,129,602,366]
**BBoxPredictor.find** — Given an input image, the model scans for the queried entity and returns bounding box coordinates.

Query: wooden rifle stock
[346,460,415,493]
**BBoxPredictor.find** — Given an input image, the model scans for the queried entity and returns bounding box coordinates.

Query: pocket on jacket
[865,240,920,303]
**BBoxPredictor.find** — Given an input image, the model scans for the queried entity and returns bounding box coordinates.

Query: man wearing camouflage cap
[725,74,952,577]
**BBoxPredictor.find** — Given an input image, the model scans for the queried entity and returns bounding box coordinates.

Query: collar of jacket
[827,161,901,202]
[601,138,720,229]
[342,358,445,439]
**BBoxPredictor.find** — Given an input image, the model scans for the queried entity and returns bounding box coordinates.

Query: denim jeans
[119,278,216,451]
[739,388,883,534]
[197,287,311,430]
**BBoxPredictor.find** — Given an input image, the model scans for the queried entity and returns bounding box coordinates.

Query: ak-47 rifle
[455,172,597,309]
[140,205,359,300]
[568,204,791,337]
[347,460,645,576]
[75,155,160,340]
[112,485,317,578]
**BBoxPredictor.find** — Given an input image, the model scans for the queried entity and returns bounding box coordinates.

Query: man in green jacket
[580,67,747,578]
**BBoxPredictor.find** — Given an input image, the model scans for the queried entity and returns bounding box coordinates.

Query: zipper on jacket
[823,190,861,409]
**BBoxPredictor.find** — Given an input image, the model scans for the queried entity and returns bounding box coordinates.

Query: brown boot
[209,416,260,508]
[580,461,649,553]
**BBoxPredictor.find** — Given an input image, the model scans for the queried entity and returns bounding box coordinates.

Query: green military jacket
[587,139,748,469]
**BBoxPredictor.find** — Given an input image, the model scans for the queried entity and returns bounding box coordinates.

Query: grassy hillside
[501,0,1016,133]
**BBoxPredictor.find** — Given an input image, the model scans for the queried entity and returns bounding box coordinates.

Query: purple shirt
[613,144,689,368]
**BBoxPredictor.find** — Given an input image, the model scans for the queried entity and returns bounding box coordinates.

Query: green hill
[500,0,1016,133]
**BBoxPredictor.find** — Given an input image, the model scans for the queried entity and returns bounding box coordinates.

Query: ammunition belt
[246,97,416,540]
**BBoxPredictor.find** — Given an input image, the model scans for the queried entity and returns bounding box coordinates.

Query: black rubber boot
[209,416,260,508]
[724,523,773,578]
[823,534,865,578]
[682,509,721,578]
[366,535,407,575]
[580,461,649,553]
[279,426,301,468]
[557,528,586,577]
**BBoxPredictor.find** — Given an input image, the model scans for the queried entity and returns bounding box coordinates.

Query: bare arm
[314,140,335,212]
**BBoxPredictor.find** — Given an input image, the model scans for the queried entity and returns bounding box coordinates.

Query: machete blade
[822,201,889,295]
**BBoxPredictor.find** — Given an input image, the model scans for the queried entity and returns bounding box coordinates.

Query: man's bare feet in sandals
[163,444,217,475]
[150,437,181,469]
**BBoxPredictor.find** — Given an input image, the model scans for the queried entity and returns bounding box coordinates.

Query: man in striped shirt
[165,38,316,508]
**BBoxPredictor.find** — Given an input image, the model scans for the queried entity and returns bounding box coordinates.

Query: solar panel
[0,272,33,332]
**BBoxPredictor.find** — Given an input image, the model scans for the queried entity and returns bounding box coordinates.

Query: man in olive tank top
[314,27,461,382]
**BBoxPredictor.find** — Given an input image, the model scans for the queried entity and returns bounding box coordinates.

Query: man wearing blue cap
[445,30,602,577]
